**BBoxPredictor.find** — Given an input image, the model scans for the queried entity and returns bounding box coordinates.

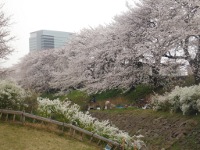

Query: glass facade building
[29,30,74,52]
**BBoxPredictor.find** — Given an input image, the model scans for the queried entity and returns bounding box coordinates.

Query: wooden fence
[0,109,122,150]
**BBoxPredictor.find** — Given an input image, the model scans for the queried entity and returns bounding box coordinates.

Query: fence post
[80,132,83,141]
[6,113,8,121]
[90,132,94,142]
[62,122,64,133]
[73,129,76,137]
[97,139,101,145]
[13,114,15,121]
[69,127,72,135]
[21,111,25,125]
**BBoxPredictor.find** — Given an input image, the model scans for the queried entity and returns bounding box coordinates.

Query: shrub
[37,97,146,150]
[0,80,27,110]
[0,80,38,111]
[24,91,39,113]
[151,84,200,115]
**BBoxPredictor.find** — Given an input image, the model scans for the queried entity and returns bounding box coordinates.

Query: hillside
[0,122,101,150]
[90,108,200,150]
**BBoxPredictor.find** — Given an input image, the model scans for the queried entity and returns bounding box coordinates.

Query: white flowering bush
[37,97,78,123]
[151,84,200,115]
[0,80,30,110]
[37,97,146,149]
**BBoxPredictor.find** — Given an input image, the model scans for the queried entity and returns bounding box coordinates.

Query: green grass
[40,92,68,101]
[93,89,122,101]
[40,84,154,110]
[123,84,153,101]
[0,122,101,150]
[41,91,90,110]
[66,90,90,106]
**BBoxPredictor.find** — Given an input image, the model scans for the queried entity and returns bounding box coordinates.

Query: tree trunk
[192,35,200,84]
[151,65,160,87]
[184,35,200,84]
[193,69,200,84]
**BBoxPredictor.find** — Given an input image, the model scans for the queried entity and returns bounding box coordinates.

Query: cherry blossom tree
[113,0,200,86]
[50,26,120,92]
[14,0,200,93]
[50,24,150,92]
[0,3,14,79]
[165,0,200,84]
[16,49,69,92]
[0,4,13,60]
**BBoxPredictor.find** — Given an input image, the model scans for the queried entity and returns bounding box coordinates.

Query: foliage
[92,89,122,101]
[67,90,89,101]
[181,75,196,87]
[124,84,153,102]
[0,80,39,112]
[24,91,39,113]
[37,97,146,149]
[151,84,200,115]
[40,92,68,101]
[40,91,89,110]
[0,80,28,110]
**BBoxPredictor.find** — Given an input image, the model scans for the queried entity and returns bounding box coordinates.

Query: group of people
[88,96,112,110]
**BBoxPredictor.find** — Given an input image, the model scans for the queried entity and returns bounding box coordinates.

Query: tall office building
[29,30,74,52]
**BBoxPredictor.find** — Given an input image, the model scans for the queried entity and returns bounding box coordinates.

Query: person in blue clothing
[91,96,96,103]
[87,96,96,110]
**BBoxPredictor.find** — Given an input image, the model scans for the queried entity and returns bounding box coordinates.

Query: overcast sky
[1,0,137,67]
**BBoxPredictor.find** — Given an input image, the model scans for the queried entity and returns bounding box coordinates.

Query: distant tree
[0,3,14,80]
[16,49,68,92]
[0,4,14,60]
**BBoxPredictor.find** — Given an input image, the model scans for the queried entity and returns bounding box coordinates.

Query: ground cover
[0,122,101,150]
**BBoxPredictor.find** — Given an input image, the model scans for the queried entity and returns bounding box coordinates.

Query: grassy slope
[0,122,101,150]
[39,82,200,149]
[90,108,200,150]
[41,84,153,111]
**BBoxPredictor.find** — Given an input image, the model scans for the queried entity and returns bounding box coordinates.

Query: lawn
[0,122,101,150]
